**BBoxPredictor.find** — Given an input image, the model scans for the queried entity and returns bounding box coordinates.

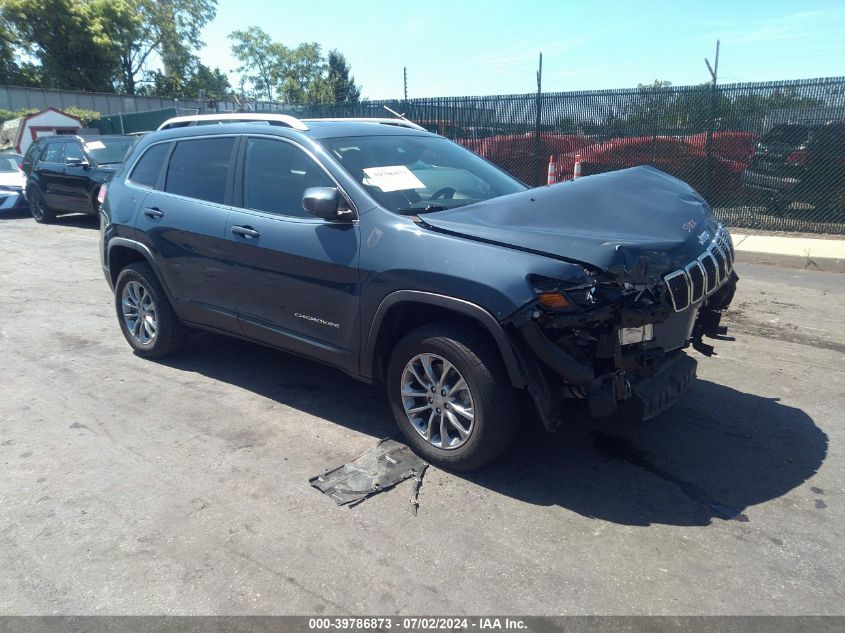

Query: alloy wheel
[400,353,475,450]
[121,281,158,345]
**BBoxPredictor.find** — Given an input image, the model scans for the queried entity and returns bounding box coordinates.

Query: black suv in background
[22,135,136,223]
[99,115,737,470]
[742,121,845,214]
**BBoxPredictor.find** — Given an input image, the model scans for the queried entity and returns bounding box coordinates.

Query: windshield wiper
[396,204,449,215]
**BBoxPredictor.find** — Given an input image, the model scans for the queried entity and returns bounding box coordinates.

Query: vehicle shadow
[0,211,99,228]
[0,208,30,220]
[156,332,827,527]
[52,214,100,229]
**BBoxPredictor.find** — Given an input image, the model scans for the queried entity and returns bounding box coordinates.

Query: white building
[0,107,83,155]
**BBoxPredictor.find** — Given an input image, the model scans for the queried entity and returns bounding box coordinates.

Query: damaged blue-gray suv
[99,114,738,470]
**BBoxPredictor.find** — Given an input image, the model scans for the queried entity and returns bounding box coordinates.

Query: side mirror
[66,156,90,169]
[302,187,354,221]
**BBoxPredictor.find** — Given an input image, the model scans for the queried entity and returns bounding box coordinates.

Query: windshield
[320,135,526,213]
[0,155,21,173]
[83,138,136,166]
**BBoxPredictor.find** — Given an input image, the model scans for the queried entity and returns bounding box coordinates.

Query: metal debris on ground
[309,438,428,509]
[409,464,429,516]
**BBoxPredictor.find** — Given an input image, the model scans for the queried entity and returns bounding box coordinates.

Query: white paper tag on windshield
[362,165,424,192]
[84,141,105,151]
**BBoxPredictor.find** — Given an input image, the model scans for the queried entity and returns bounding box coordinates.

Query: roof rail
[157,113,309,131]
[301,117,427,132]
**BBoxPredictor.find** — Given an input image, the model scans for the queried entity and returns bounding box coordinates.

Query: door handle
[231,225,260,239]
[143,207,164,219]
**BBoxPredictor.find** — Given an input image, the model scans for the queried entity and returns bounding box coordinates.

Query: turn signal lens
[536,292,572,309]
[97,185,108,205]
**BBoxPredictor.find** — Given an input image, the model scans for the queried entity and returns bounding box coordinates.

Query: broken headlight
[529,274,597,311]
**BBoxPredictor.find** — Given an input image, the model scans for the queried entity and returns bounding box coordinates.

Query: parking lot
[0,213,843,615]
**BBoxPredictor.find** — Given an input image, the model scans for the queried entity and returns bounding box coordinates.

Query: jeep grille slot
[664,270,690,312]
[685,260,706,304]
[700,253,718,293]
[711,244,728,282]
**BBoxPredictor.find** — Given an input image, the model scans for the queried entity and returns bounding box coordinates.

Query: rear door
[132,135,240,332]
[224,135,361,369]
[37,142,66,207]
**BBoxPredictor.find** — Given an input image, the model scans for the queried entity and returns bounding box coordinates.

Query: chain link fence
[294,77,845,235]
[89,76,845,234]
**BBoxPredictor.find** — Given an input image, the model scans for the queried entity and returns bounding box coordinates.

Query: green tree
[279,42,324,104]
[228,28,363,104]
[112,0,217,94]
[324,50,360,103]
[1,0,124,91]
[229,26,284,101]
[142,62,230,99]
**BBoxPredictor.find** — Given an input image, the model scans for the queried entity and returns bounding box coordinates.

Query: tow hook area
[586,370,630,418]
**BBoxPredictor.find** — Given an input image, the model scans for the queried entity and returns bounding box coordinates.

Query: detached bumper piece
[309,438,426,507]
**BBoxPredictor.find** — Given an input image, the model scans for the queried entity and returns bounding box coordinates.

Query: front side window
[42,143,64,163]
[320,135,525,214]
[129,142,171,188]
[165,137,235,204]
[242,137,334,218]
[64,142,85,163]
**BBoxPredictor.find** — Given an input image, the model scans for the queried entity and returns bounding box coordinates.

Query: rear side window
[242,137,334,217]
[42,143,64,163]
[130,143,171,188]
[165,137,235,204]
[23,143,40,166]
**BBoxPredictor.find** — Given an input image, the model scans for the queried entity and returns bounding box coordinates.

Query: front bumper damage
[509,227,738,430]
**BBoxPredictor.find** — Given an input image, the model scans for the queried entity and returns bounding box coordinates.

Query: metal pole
[533,52,543,187]
[705,39,720,202]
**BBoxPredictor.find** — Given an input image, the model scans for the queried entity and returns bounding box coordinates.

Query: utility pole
[533,52,543,187]
[403,67,408,102]
[704,39,720,202]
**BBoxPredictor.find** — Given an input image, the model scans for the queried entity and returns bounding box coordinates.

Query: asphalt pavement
[0,214,842,615]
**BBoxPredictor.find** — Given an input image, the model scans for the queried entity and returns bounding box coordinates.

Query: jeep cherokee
[99,115,737,470]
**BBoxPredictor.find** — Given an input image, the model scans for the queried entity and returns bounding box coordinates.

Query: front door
[224,136,361,370]
[56,141,91,212]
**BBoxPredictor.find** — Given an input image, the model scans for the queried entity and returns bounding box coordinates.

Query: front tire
[114,262,188,358]
[387,322,519,471]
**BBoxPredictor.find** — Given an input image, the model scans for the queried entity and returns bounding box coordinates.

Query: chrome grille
[663,226,734,312]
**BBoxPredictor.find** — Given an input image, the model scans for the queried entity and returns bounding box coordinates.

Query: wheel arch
[107,238,176,305]
[363,291,525,388]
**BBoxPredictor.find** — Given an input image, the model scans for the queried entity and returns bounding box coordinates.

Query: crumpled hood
[420,166,718,283]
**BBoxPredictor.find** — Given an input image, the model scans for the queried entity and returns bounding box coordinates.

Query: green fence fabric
[282,77,845,234]
[92,108,177,135]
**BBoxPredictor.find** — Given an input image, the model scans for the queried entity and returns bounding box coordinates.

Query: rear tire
[387,322,519,471]
[114,262,188,358]
[28,188,55,224]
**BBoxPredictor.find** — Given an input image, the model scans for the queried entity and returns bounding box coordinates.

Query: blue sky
[197,0,845,99]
